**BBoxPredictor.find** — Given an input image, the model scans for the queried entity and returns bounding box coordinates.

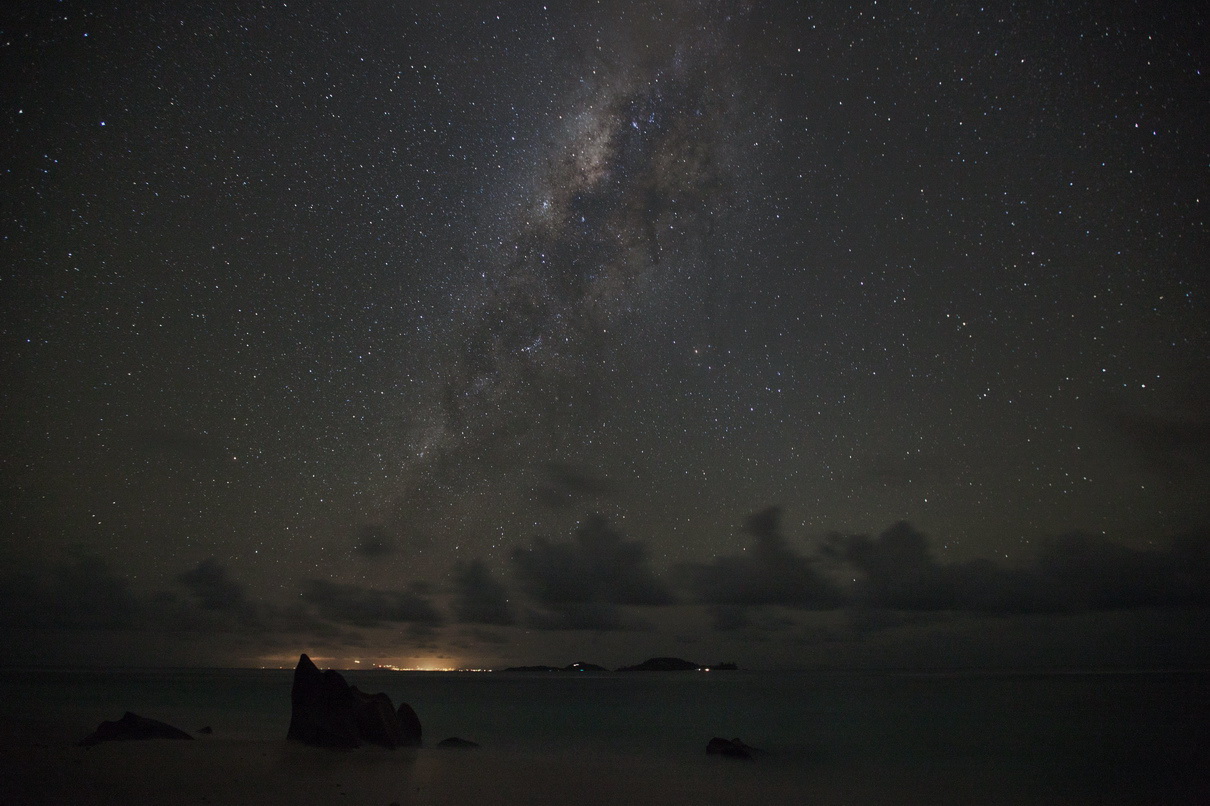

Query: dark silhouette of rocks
[78,712,194,746]
[197,726,213,735]
[396,701,423,747]
[501,661,609,672]
[287,654,359,747]
[564,662,607,671]
[437,736,480,749]
[353,690,407,747]
[706,736,761,760]
[616,657,700,671]
[286,653,422,748]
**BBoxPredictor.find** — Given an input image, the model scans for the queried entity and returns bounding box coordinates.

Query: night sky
[3,0,1207,670]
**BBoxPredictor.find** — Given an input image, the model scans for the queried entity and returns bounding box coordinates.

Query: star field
[1,0,1206,669]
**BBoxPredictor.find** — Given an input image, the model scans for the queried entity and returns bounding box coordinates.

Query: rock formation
[396,700,423,747]
[78,712,195,746]
[286,653,422,748]
[706,736,762,760]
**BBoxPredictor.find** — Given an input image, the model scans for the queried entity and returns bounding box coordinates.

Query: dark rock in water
[616,657,700,672]
[437,737,480,749]
[286,653,424,748]
[78,712,194,746]
[396,701,423,747]
[706,737,761,760]
[351,688,406,748]
[197,726,213,735]
[287,654,360,748]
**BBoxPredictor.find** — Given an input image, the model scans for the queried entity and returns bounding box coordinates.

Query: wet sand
[0,732,1107,806]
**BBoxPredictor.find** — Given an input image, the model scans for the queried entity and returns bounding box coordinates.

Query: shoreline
[3,736,818,806]
[1,732,1130,806]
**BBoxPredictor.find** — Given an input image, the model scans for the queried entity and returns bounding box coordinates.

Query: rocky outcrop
[396,700,423,747]
[352,690,406,747]
[706,736,762,760]
[437,736,480,749]
[286,653,422,748]
[78,712,195,746]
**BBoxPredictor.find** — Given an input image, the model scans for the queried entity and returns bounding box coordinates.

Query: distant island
[501,662,608,673]
[501,657,737,672]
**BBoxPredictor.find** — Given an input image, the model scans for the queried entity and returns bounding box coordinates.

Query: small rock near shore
[78,712,195,746]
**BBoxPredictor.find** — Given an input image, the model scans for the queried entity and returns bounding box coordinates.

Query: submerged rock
[437,737,480,749]
[78,712,195,746]
[286,653,423,748]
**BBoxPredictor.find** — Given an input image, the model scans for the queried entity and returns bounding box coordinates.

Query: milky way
[396,2,757,526]
[3,0,1205,669]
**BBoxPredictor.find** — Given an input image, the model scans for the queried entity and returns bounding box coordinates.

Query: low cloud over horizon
[3,507,1207,669]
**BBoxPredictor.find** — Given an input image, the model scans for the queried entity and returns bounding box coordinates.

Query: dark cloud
[511,514,672,631]
[1099,388,1210,477]
[452,559,514,625]
[353,524,395,558]
[456,626,510,646]
[826,521,1051,613]
[0,555,138,630]
[678,506,842,610]
[534,462,617,510]
[522,601,652,632]
[827,522,1210,615]
[176,558,247,610]
[1037,530,1210,610]
[706,604,797,636]
[512,514,673,606]
[301,579,443,628]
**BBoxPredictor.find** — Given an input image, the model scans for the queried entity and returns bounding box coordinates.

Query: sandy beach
[1,731,1098,806]
[3,737,796,806]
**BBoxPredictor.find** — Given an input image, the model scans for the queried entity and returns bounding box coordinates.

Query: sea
[1,666,1206,803]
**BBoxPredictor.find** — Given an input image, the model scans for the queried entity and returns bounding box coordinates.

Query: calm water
[2,667,1206,802]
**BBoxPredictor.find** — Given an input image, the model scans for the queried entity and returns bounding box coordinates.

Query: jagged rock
[286,653,424,748]
[396,701,423,747]
[706,737,761,760]
[437,737,480,749]
[352,688,406,747]
[616,657,700,671]
[78,712,195,746]
[287,654,360,747]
